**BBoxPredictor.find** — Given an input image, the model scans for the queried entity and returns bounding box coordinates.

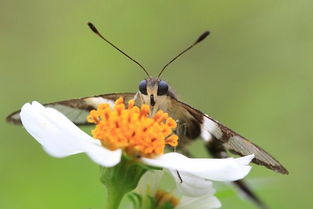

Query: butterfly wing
[172,98,289,174]
[6,93,136,126]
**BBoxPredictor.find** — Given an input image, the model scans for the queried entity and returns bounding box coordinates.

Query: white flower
[20,101,254,184]
[135,170,221,209]
[177,194,221,209]
[168,170,215,197]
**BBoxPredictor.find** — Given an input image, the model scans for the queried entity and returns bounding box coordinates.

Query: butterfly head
[138,77,172,107]
[87,22,209,108]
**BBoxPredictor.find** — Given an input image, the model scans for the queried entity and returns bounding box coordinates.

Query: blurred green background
[1,0,312,209]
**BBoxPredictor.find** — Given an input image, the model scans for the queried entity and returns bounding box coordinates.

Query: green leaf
[128,192,143,209]
[147,195,157,209]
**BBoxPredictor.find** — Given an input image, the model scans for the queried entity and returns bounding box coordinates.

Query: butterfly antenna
[158,31,210,78]
[87,22,150,78]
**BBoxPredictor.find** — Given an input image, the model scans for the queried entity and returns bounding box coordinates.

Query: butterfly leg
[206,139,268,209]
[174,121,193,150]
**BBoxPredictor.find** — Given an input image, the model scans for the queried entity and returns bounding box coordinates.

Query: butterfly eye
[157,80,169,96]
[139,80,148,95]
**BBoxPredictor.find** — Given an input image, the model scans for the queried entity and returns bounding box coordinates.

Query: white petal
[142,153,254,181]
[20,101,122,167]
[168,170,215,197]
[176,193,221,209]
[84,140,122,167]
[135,170,164,196]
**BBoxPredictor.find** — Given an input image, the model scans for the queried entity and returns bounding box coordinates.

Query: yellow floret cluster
[87,97,178,158]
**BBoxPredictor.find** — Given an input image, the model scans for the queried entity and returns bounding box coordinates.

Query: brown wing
[6,93,136,126]
[172,98,289,175]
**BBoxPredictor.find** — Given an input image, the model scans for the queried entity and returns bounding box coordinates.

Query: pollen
[87,97,178,158]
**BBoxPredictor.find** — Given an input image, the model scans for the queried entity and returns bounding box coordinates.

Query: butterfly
[6,22,288,208]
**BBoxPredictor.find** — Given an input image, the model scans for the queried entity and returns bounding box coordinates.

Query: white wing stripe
[84,97,115,108]
[201,116,223,141]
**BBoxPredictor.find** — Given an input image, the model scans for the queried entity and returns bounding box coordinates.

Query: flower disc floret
[87,97,178,158]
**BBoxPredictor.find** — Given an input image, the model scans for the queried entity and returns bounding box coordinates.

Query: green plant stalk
[100,155,148,209]
[105,185,125,209]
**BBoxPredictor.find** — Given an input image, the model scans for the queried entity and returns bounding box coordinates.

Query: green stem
[105,185,126,209]
[100,155,148,209]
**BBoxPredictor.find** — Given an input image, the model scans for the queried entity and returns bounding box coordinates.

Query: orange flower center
[87,97,178,158]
